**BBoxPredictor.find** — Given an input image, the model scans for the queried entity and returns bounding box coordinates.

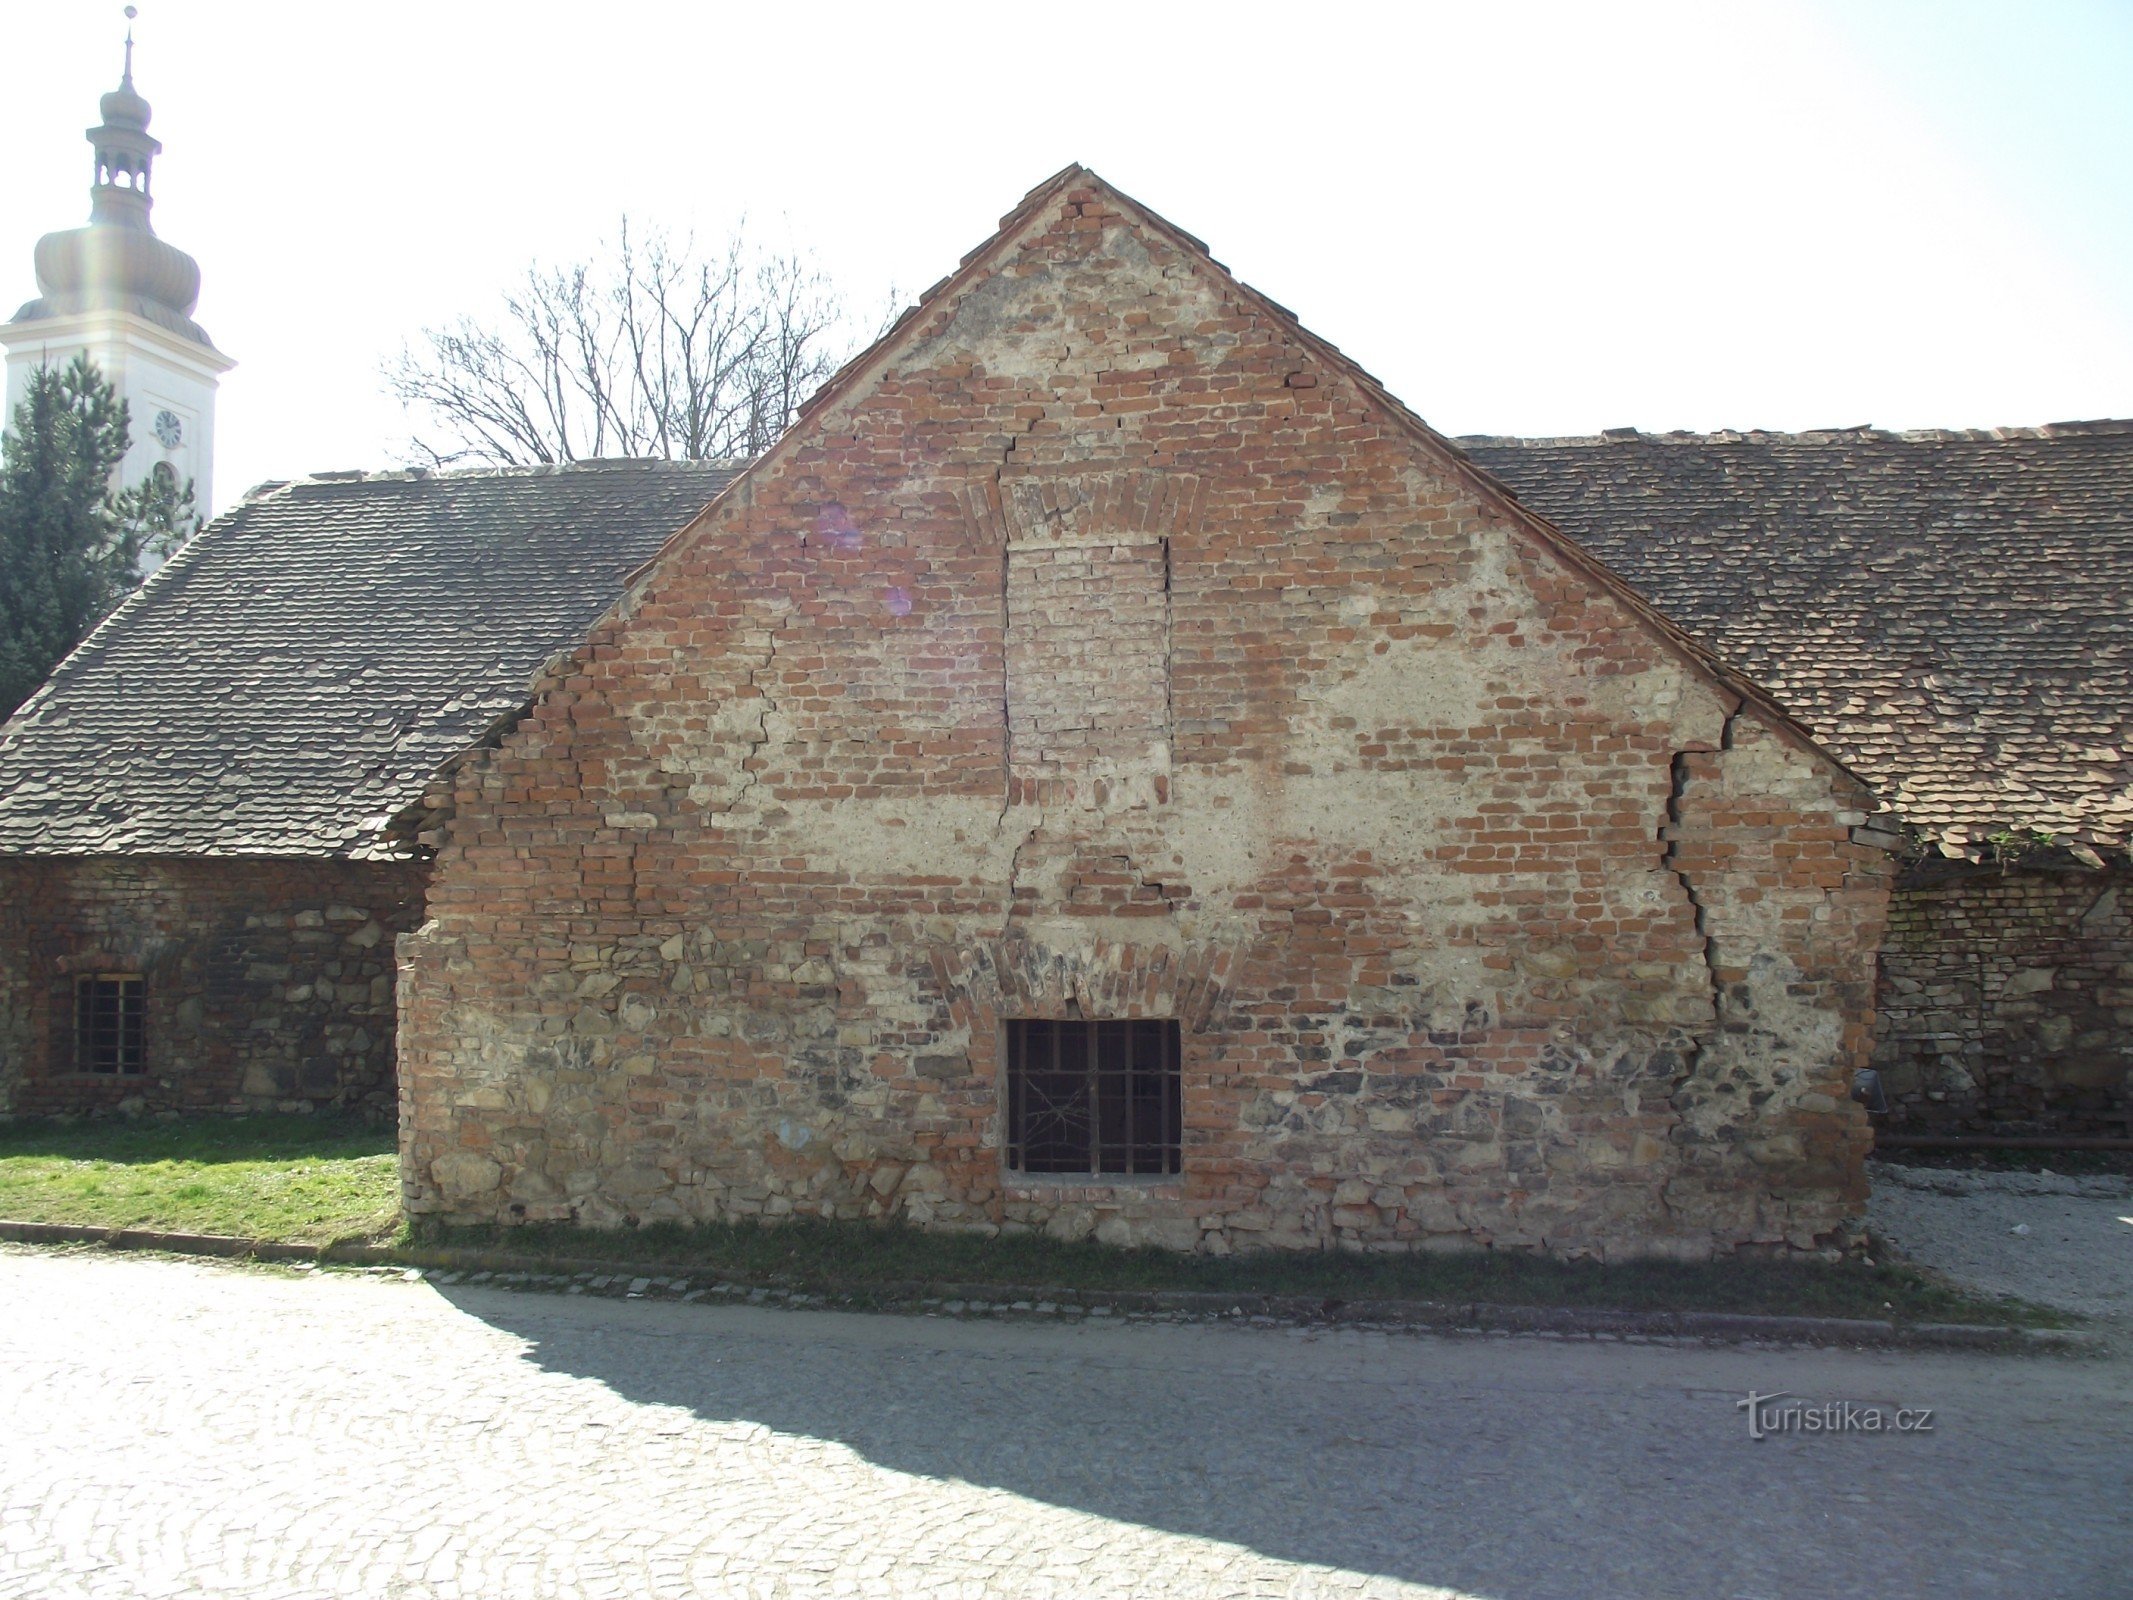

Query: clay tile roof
[0,458,743,858]
[1463,423,2133,851]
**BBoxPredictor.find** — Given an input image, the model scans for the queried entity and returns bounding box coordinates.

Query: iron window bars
[74,975,145,1075]
[1005,1018,1181,1175]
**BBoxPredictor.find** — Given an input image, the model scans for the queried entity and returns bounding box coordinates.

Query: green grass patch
[413,1212,2066,1328]
[0,1114,398,1246]
[0,1116,2065,1327]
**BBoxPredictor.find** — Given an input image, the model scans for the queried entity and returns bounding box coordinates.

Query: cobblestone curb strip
[0,1219,2102,1354]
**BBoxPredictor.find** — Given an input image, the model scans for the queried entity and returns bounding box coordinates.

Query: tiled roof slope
[0,459,741,857]
[1464,423,2133,852]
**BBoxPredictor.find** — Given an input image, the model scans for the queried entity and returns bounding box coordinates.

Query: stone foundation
[0,856,426,1118]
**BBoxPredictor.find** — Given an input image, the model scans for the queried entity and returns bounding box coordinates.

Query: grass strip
[0,1116,2064,1327]
[0,1114,398,1246]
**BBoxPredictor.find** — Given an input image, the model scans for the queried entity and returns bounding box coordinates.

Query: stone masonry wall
[0,856,426,1118]
[1873,863,2132,1135]
[398,178,1891,1259]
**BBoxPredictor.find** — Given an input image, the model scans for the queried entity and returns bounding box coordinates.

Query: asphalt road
[0,1246,2125,1599]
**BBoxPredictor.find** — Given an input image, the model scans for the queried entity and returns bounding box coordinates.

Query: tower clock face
[152,409,183,449]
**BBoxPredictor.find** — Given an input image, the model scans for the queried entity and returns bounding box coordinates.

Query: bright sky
[6,0,2130,507]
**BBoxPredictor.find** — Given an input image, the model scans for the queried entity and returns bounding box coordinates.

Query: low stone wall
[1872,862,2132,1136]
[0,856,427,1118]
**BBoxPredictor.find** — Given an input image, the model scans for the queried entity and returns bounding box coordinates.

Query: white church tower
[2,22,233,521]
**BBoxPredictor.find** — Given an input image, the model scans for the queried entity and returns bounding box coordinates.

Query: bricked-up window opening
[74,976,145,1075]
[1006,1019,1181,1175]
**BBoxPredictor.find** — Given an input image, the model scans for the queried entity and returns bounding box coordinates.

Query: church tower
[2,21,234,521]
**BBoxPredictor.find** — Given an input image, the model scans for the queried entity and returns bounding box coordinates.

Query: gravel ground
[4,1246,2130,1600]
[1867,1161,2133,1326]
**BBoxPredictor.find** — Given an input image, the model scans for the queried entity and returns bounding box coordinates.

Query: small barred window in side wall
[75,975,145,1075]
[1006,1018,1181,1175]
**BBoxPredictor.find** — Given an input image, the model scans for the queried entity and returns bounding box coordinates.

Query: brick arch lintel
[961,467,1205,549]
[932,933,1240,1035]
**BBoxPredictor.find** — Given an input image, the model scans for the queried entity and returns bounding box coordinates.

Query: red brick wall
[0,856,425,1117]
[399,181,1890,1258]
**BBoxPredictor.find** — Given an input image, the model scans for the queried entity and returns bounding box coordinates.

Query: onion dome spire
[11,8,218,350]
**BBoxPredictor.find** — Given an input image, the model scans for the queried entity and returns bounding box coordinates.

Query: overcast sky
[5,0,2130,506]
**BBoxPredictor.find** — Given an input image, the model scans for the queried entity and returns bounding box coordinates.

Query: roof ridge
[1458,419,2133,448]
[259,456,756,494]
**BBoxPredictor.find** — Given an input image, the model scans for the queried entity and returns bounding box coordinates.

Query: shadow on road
[447,1289,2127,1599]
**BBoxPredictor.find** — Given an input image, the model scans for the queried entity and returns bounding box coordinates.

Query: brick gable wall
[397,181,1890,1258]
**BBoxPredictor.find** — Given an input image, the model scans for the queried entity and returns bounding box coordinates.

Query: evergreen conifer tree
[0,354,196,717]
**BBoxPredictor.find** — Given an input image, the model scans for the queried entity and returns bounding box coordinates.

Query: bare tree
[385,220,854,467]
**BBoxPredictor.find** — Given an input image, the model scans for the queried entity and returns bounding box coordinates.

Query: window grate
[74,976,145,1075]
[1005,1018,1180,1176]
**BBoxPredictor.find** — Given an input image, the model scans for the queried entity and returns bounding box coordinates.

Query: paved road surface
[0,1247,2125,1599]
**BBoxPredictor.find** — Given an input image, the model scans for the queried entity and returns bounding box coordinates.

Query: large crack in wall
[721,626,782,817]
[1659,703,1742,1084]
[714,530,805,818]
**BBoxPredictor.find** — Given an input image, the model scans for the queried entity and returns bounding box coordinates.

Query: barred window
[1005,1018,1180,1176]
[74,976,145,1075]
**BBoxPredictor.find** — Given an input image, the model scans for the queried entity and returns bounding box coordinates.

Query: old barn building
[1,169,2126,1258]
[389,171,1894,1260]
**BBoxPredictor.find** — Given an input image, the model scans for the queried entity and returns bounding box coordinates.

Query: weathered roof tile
[0,458,741,857]
[4,421,2124,860]
[1465,424,2133,850]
